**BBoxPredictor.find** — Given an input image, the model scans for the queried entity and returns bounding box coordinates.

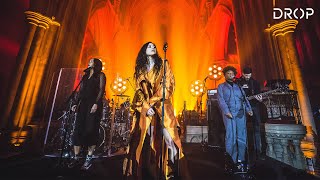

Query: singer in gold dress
[123,42,188,180]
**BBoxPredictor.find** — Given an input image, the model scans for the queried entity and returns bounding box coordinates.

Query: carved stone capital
[25,11,60,29]
[265,20,298,37]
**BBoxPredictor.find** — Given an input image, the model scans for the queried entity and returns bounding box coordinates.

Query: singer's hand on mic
[84,66,92,73]
[147,107,155,116]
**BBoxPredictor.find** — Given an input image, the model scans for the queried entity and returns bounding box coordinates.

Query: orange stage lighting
[79,1,239,114]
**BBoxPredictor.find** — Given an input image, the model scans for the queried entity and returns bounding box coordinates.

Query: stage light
[208,64,223,80]
[190,80,206,97]
[111,74,128,94]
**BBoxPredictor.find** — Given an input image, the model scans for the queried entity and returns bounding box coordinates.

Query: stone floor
[0,143,319,180]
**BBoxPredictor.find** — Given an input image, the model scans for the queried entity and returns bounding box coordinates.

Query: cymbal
[113,94,130,97]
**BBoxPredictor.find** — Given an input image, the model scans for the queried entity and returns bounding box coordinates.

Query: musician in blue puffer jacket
[217,66,253,173]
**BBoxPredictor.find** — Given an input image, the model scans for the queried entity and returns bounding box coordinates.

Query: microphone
[83,66,92,73]
[163,42,168,51]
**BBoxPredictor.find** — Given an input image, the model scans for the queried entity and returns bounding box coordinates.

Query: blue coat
[217,82,252,117]
[217,81,252,162]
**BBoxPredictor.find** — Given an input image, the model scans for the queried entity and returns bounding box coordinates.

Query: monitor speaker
[206,99,225,147]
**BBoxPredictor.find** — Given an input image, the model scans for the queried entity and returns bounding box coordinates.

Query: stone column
[284,32,316,139]
[1,11,60,128]
[264,25,284,79]
[266,137,276,158]
[293,139,306,170]
[273,139,283,161]
[265,20,316,136]
[276,35,292,82]
[1,12,37,128]
[265,123,307,169]
[280,139,293,166]
[25,17,60,123]
[13,25,46,128]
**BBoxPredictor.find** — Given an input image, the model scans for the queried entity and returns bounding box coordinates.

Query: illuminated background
[0,0,319,131]
[79,0,240,113]
[0,1,319,174]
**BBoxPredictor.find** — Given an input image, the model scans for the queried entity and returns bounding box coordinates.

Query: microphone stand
[159,43,168,180]
[200,77,209,148]
[57,72,85,167]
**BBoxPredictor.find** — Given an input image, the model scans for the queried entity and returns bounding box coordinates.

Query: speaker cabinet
[206,99,225,147]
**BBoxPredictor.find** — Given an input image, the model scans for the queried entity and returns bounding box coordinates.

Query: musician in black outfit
[68,58,106,170]
[236,67,263,160]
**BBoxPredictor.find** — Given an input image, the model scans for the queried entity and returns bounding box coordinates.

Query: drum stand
[97,93,131,157]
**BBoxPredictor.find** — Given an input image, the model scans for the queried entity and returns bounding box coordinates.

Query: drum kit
[45,94,132,158]
[97,94,132,156]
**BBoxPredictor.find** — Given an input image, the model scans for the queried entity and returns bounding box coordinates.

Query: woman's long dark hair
[84,58,103,79]
[92,58,103,74]
[134,42,162,80]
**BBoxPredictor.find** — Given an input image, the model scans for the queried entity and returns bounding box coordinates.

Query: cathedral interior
[0,0,319,179]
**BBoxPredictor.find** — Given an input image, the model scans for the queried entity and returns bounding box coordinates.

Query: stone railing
[265,123,306,169]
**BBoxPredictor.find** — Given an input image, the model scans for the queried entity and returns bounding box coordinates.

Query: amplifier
[185,126,208,143]
[206,99,225,147]
[207,89,218,100]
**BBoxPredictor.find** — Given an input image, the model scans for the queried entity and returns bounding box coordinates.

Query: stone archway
[80,0,241,112]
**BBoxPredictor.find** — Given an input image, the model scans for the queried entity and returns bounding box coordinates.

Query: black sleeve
[95,73,106,103]
[254,80,261,94]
